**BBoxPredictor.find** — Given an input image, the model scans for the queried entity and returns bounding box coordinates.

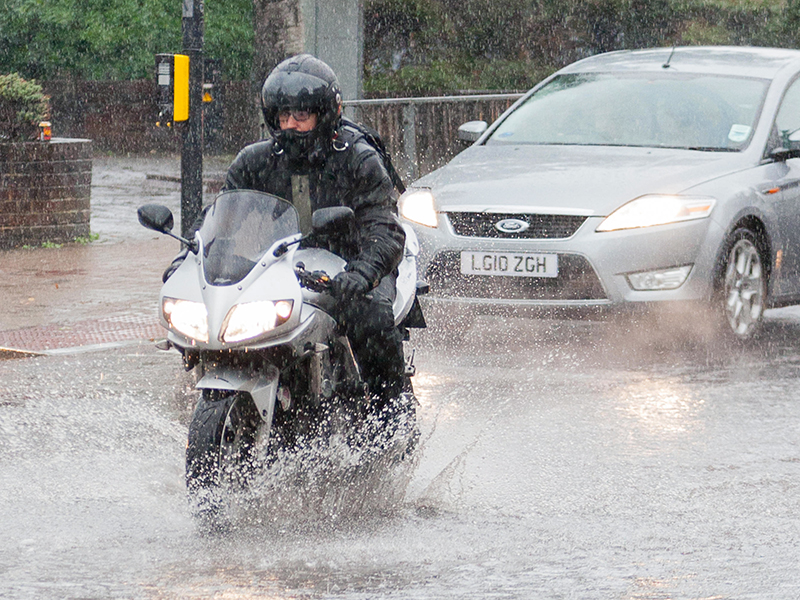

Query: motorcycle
[137,190,425,523]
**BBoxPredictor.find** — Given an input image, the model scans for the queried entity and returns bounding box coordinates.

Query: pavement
[0,154,231,357]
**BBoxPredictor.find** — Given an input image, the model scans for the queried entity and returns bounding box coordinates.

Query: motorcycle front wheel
[185,389,262,526]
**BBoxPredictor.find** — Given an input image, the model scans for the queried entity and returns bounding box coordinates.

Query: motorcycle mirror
[137,204,199,253]
[138,204,174,233]
[312,206,356,236]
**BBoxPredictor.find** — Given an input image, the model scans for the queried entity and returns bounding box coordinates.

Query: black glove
[332,270,371,301]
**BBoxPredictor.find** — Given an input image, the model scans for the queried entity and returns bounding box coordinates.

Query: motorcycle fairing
[394,223,419,325]
[161,236,303,349]
[196,362,280,424]
[159,190,421,348]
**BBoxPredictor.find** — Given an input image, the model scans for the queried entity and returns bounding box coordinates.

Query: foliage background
[1,0,798,94]
[0,0,253,80]
[363,0,796,93]
[0,72,49,140]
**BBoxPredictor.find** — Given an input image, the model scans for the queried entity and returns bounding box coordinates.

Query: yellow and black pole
[180,0,204,239]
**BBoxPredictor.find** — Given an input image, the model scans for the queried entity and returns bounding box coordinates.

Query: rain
[4,1,800,598]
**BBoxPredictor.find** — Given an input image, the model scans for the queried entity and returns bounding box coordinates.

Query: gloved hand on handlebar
[332,270,371,301]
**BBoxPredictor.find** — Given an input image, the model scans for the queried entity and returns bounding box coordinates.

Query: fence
[346,93,524,180]
[42,79,524,179]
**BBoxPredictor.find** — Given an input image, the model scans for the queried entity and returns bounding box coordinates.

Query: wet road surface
[3,313,800,599]
[0,155,226,344]
[2,157,800,598]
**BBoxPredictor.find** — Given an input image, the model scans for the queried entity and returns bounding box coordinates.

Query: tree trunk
[252,0,305,88]
[250,0,305,134]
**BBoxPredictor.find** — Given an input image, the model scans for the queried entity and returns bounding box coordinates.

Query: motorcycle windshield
[199,190,300,286]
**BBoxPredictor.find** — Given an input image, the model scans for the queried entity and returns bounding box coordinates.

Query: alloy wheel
[722,236,765,339]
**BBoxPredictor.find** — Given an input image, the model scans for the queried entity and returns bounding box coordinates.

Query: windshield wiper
[685,146,738,152]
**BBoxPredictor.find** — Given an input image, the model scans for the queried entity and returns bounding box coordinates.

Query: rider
[167,54,408,408]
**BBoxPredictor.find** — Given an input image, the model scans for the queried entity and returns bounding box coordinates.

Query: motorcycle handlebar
[294,263,374,302]
[295,263,332,293]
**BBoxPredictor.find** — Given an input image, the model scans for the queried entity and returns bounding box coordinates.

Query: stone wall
[0,139,92,250]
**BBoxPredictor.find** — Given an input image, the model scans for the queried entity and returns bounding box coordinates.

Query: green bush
[364,58,553,96]
[0,0,253,81]
[0,73,49,142]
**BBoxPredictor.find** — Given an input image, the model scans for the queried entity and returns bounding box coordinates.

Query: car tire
[715,227,767,342]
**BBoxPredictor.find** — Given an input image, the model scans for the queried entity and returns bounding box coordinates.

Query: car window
[774,77,800,146]
[487,73,768,151]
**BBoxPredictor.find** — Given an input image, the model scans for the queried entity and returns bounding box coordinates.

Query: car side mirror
[457,120,489,143]
[771,147,800,161]
[138,204,174,233]
[312,206,355,236]
[771,129,800,161]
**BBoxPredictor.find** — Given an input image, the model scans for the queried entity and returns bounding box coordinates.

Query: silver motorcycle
[138,190,424,522]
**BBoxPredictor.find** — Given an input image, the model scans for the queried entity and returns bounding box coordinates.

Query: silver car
[399,46,800,341]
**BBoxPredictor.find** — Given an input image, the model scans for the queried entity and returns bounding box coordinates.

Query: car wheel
[716,227,766,341]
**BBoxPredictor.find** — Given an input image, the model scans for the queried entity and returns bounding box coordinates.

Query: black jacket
[221,125,405,288]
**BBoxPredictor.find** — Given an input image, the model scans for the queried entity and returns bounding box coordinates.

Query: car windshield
[198,190,299,286]
[486,72,769,151]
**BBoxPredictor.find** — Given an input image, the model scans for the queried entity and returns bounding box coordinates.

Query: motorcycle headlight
[399,189,438,228]
[221,300,293,343]
[596,195,716,232]
[162,297,208,343]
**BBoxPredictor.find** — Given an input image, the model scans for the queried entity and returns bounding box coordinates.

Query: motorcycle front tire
[185,389,261,524]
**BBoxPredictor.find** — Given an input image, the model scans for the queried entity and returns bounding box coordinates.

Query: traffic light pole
[180,0,204,238]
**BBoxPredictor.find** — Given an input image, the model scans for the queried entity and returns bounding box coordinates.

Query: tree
[0,0,253,80]
[0,72,49,141]
[251,0,304,87]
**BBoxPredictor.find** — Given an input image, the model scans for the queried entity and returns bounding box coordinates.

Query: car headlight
[163,297,208,343]
[596,195,716,232]
[399,189,438,228]
[221,300,293,343]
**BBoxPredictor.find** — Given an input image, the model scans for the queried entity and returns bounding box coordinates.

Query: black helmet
[261,54,343,158]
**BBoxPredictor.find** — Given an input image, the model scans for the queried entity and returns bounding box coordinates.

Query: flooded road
[3,312,800,599]
[2,156,800,598]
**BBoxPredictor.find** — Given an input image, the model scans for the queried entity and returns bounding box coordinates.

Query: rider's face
[278,109,318,132]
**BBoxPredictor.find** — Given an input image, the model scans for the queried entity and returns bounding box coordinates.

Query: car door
[768,76,800,299]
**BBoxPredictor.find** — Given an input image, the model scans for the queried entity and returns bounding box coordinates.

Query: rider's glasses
[278,109,314,124]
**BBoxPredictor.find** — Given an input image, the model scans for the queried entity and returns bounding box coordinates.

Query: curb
[0,347,46,360]
[0,339,168,359]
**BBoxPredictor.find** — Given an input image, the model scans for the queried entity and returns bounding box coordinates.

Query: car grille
[447,212,587,239]
[426,251,607,301]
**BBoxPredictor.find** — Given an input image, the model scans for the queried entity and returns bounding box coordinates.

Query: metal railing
[343,93,525,181]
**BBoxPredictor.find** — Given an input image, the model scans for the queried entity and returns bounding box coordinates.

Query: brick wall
[0,139,92,249]
[43,79,259,155]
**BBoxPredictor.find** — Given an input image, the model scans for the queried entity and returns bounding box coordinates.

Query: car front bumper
[408,213,726,315]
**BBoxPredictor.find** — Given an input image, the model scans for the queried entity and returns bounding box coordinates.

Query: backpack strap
[340,118,406,194]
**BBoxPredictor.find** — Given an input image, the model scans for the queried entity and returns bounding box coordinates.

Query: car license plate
[460,251,558,277]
